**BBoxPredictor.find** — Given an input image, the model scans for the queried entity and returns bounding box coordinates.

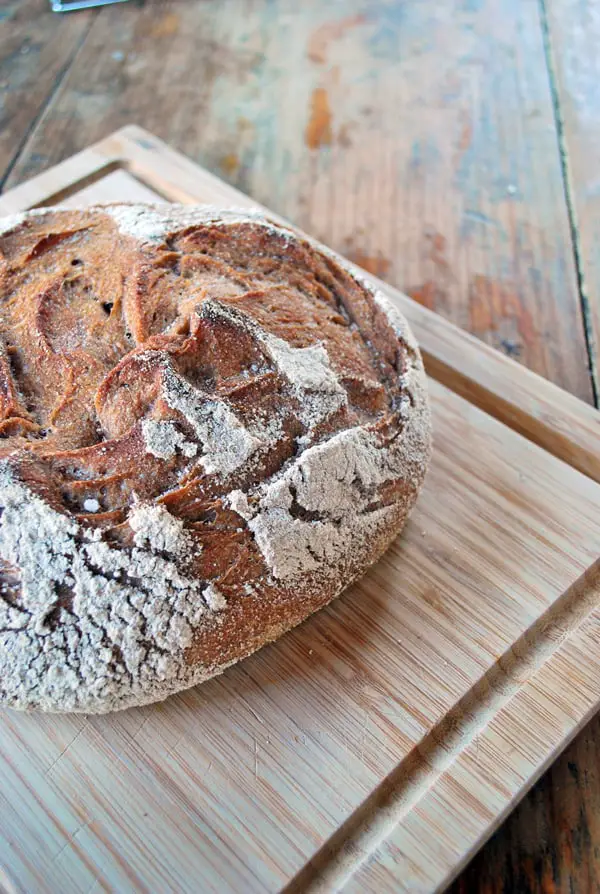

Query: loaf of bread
[0,204,431,713]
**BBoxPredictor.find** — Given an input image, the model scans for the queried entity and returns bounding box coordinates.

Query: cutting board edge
[280,558,600,893]
[1,128,600,894]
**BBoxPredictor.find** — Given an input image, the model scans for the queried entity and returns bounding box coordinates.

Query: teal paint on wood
[1,0,592,401]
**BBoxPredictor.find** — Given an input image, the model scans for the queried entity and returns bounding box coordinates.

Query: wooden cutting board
[0,127,599,894]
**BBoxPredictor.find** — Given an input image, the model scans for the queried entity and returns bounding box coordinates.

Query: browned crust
[0,204,431,713]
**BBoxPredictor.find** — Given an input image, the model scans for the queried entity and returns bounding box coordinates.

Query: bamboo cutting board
[0,127,600,894]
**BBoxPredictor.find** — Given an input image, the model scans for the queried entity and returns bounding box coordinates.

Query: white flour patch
[0,466,223,712]
[250,504,396,580]
[128,502,192,556]
[199,300,347,431]
[162,366,262,476]
[258,331,346,430]
[226,490,253,520]
[141,418,198,460]
[245,425,404,580]
[104,204,269,245]
[0,208,52,237]
[203,582,227,612]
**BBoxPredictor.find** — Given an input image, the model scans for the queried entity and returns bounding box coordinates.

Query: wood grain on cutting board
[0,130,600,894]
[1,376,599,894]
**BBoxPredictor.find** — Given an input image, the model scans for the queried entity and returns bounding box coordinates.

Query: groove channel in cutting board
[0,132,599,894]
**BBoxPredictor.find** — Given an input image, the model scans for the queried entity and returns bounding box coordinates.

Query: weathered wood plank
[542,0,600,401]
[5,126,600,486]
[4,0,594,402]
[462,4,600,889]
[0,0,92,188]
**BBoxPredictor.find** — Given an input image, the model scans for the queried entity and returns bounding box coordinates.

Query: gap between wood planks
[0,11,97,194]
[538,0,600,407]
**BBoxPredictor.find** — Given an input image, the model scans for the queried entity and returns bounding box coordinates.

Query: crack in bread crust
[0,204,431,713]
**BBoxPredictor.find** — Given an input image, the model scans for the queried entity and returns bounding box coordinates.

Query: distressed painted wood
[0,0,92,190]
[450,3,600,888]
[3,126,600,489]
[1,132,600,894]
[542,0,600,402]
[1,0,594,403]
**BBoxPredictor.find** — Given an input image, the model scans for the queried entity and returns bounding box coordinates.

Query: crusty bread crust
[0,204,431,713]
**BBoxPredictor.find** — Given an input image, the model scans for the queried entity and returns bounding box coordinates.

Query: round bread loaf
[0,204,431,713]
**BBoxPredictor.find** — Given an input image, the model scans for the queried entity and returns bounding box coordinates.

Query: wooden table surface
[1,0,599,890]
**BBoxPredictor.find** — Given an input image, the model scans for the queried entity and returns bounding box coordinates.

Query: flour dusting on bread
[198,299,348,432]
[0,202,431,713]
[162,365,263,476]
[106,203,269,244]
[141,419,197,460]
[0,465,227,712]
[242,408,426,580]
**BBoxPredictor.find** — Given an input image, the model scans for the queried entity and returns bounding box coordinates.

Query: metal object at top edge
[51,0,130,12]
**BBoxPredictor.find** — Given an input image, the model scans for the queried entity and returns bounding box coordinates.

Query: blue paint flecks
[528,266,543,291]
[454,71,524,205]
[460,210,504,241]
[499,339,521,357]
[367,23,400,59]
[364,1,421,59]
[410,137,441,171]
[441,84,463,103]
[464,210,496,225]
